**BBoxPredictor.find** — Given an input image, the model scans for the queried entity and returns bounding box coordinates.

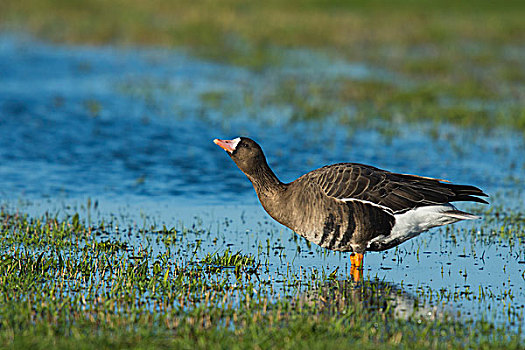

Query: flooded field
[1,35,524,347]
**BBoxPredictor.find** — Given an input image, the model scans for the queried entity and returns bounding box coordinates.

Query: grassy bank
[2,1,525,53]
[0,208,523,349]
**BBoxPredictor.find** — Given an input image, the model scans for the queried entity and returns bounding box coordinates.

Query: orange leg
[350,253,364,282]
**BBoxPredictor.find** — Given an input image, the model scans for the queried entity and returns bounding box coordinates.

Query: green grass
[0,207,524,349]
[1,0,525,131]
[3,0,525,49]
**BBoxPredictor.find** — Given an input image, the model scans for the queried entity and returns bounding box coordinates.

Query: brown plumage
[214,137,488,266]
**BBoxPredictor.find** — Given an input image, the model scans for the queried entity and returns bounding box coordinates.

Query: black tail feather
[444,183,489,204]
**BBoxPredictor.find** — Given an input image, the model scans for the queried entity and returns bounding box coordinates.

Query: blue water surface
[1,34,524,332]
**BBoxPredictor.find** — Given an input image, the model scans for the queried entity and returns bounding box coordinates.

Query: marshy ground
[1,1,524,348]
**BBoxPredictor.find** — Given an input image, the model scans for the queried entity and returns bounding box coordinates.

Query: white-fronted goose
[214,137,488,280]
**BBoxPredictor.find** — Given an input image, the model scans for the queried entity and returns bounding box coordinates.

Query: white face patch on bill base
[213,137,241,153]
[230,137,241,150]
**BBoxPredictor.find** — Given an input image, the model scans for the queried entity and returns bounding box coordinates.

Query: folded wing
[299,163,488,213]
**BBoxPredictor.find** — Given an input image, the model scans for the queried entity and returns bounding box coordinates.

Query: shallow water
[1,35,524,331]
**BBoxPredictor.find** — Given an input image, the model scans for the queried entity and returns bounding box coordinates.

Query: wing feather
[294,163,488,213]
